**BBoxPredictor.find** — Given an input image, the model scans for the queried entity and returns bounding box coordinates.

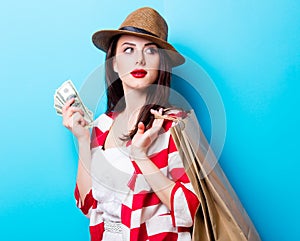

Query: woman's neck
[123,88,148,116]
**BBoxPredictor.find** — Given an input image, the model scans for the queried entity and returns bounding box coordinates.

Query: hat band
[119,26,160,39]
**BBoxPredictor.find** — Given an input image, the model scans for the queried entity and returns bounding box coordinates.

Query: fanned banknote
[54,80,94,127]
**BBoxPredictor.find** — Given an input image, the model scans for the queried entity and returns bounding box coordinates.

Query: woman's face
[113,35,160,92]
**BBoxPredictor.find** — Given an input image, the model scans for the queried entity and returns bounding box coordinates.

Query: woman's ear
[112,57,118,73]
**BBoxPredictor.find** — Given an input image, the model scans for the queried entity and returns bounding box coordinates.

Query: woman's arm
[130,147,175,209]
[76,136,92,205]
[130,109,175,209]
[131,109,199,225]
[62,98,93,207]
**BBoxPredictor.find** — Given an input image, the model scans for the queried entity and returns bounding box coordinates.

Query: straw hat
[92,7,185,67]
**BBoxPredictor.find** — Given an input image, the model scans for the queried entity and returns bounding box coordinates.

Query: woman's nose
[135,50,146,66]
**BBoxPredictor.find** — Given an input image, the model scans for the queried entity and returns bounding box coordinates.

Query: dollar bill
[54,80,94,127]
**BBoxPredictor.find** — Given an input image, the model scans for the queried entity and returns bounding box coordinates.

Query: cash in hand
[54,80,94,128]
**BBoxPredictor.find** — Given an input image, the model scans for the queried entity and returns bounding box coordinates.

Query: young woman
[62,7,200,241]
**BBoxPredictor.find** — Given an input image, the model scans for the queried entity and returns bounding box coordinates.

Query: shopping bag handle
[153,108,186,122]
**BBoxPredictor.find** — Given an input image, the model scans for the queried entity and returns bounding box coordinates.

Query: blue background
[1,0,299,240]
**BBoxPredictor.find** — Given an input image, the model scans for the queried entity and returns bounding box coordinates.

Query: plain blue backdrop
[1,0,299,240]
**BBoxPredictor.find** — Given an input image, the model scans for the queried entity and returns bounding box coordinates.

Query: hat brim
[92,29,185,67]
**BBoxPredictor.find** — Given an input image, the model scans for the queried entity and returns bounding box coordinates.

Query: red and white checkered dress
[74,112,200,241]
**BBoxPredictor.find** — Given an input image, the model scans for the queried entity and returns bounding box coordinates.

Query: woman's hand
[131,108,164,160]
[62,98,90,141]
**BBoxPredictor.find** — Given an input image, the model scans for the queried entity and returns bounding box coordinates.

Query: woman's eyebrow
[122,42,136,46]
[145,42,157,47]
[121,42,157,47]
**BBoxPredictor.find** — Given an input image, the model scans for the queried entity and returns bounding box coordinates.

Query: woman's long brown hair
[105,35,172,140]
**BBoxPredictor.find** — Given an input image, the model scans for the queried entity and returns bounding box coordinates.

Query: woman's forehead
[117,34,156,46]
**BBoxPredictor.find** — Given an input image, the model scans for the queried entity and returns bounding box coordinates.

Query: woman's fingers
[137,122,145,134]
[61,98,90,139]
[150,108,163,119]
[151,108,164,129]
[62,99,85,129]
[64,112,86,129]
[139,108,163,144]
[62,98,75,113]
[132,108,165,150]
[61,98,84,117]
[72,112,86,127]
[150,108,162,119]
[66,106,84,118]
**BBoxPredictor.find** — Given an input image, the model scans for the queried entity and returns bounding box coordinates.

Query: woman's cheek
[116,55,135,73]
[118,62,134,76]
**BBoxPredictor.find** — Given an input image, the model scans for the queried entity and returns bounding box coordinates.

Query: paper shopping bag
[166,110,261,241]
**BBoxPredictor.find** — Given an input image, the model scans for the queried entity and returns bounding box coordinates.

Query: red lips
[131,69,147,78]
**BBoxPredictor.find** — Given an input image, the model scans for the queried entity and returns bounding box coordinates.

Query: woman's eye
[124,47,133,54]
[145,47,158,55]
